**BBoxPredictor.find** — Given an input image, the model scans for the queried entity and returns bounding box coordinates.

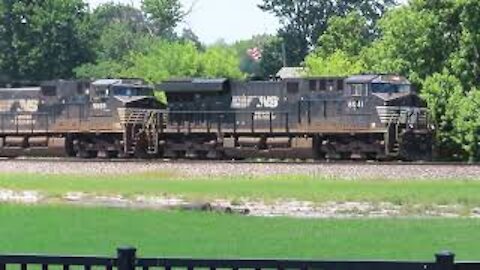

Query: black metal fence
[0,247,478,270]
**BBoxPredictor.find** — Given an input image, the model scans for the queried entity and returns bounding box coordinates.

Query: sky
[86,0,281,44]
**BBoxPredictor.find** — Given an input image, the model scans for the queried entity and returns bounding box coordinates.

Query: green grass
[0,204,479,260]
[1,172,480,205]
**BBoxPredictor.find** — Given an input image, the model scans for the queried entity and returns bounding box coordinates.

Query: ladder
[120,108,161,156]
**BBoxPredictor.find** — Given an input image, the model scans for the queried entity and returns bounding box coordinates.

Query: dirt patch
[0,189,42,204]
[0,189,477,218]
[0,190,468,218]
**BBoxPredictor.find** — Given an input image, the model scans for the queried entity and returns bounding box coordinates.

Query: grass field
[0,172,480,206]
[0,204,478,260]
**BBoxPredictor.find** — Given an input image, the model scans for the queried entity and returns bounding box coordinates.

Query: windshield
[371,83,411,94]
[111,86,153,97]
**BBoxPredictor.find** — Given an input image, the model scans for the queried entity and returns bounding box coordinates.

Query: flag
[247,47,262,62]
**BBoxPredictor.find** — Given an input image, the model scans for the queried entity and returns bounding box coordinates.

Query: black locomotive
[0,79,163,157]
[0,74,432,160]
[157,74,431,160]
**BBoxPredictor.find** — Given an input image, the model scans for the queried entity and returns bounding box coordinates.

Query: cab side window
[311,79,344,92]
[41,86,57,97]
[309,80,317,91]
[337,80,344,91]
[348,84,368,96]
[287,82,299,94]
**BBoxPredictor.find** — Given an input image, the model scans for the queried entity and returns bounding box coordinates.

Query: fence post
[435,251,455,270]
[117,247,137,270]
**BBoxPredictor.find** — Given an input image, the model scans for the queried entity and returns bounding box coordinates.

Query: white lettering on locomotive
[254,111,277,120]
[0,99,39,112]
[92,103,107,110]
[231,96,279,109]
[347,100,364,109]
[14,115,36,125]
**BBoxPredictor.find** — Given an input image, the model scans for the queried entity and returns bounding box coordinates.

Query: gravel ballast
[0,160,480,179]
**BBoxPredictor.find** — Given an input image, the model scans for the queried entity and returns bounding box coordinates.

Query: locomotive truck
[0,74,432,160]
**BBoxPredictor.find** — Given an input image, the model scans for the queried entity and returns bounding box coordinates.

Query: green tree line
[0,0,244,82]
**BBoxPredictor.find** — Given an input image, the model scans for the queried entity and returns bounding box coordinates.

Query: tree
[90,3,152,61]
[421,72,464,159]
[179,28,203,50]
[231,38,261,77]
[94,23,146,61]
[357,0,480,88]
[74,60,124,79]
[258,36,285,77]
[0,0,95,80]
[141,0,184,37]
[230,34,283,78]
[447,0,480,90]
[121,40,245,83]
[258,0,397,66]
[91,3,147,34]
[199,46,244,79]
[0,0,17,80]
[305,50,365,76]
[122,40,200,83]
[453,88,480,162]
[361,6,443,81]
[316,11,371,58]
[75,1,188,80]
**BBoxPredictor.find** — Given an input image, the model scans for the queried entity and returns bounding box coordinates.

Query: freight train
[0,74,432,160]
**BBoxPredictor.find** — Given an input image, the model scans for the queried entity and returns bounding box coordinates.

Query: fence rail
[0,247,477,270]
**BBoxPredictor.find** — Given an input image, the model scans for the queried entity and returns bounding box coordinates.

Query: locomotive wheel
[340,152,352,160]
[176,151,187,159]
[365,152,379,161]
[207,149,224,160]
[314,151,326,160]
[134,147,149,159]
[107,150,119,159]
[195,150,208,160]
[97,150,118,159]
[77,149,97,159]
[73,140,98,159]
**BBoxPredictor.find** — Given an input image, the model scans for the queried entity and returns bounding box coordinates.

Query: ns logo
[231,95,280,109]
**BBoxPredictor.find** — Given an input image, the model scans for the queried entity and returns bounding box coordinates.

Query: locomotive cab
[343,74,431,160]
[90,80,154,99]
[90,79,163,110]
[344,75,427,126]
[110,85,154,97]
[345,75,412,97]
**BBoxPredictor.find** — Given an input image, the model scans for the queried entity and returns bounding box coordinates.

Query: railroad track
[0,156,477,166]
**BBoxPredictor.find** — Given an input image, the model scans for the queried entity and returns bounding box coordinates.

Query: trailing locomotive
[0,74,432,160]
[0,79,163,157]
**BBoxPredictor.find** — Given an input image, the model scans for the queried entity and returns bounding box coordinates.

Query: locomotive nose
[116,96,165,127]
[373,92,426,108]
[115,96,165,109]
[374,92,429,128]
